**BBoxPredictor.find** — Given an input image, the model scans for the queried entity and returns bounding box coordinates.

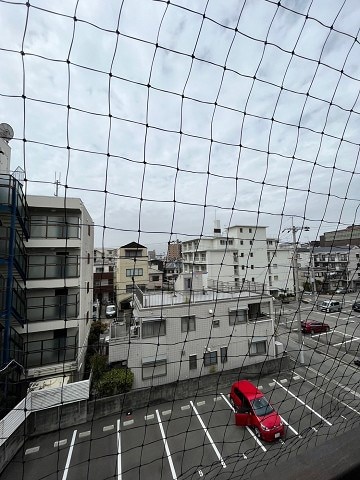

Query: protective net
[0,0,360,479]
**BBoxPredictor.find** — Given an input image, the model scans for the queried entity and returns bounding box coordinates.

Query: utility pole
[283,221,309,364]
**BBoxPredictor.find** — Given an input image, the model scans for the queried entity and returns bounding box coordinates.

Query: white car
[105,304,116,318]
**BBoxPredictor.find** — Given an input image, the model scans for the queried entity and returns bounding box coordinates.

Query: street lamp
[282,222,310,364]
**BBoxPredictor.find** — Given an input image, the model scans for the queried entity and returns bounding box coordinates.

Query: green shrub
[96,368,134,397]
[90,353,108,384]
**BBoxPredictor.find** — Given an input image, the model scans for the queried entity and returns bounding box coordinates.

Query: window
[268,240,273,246]
[87,282,90,294]
[142,358,167,379]
[229,309,247,325]
[249,339,267,356]
[109,266,114,272]
[251,265,254,269]
[241,265,245,270]
[250,252,253,257]
[181,315,196,332]
[142,319,166,338]
[239,228,243,233]
[151,275,160,281]
[88,224,91,236]
[96,267,104,273]
[212,319,220,328]
[274,275,278,281]
[204,350,217,366]
[87,253,90,264]
[125,249,142,257]
[251,277,255,282]
[240,240,243,245]
[86,311,89,324]
[220,346,228,363]
[249,240,253,245]
[240,252,244,257]
[126,268,143,277]
[189,354,197,370]
[272,264,277,268]
[249,228,252,233]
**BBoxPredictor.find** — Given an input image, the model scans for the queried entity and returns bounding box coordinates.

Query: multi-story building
[115,242,149,309]
[22,195,94,381]
[182,222,269,293]
[266,239,294,296]
[320,225,360,247]
[167,240,182,260]
[0,130,29,403]
[93,247,116,305]
[312,246,353,292]
[109,283,278,388]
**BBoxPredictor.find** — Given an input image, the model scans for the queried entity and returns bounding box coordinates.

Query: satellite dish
[0,123,14,141]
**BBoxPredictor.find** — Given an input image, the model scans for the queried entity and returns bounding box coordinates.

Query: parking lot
[2,363,360,480]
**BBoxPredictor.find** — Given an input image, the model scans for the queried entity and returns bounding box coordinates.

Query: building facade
[93,247,116,305]
[182,223,269,293]
[320,225,360,247]
[115,242,149,308]
[21,195,94,381]
[109,285,278,389]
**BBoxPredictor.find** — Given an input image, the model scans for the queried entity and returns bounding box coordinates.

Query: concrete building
[320,225,360,247]
[266,239,294,296]
[1,125,94,407]
[312,246,355,292]
[167,240,182,260]
[115,242,149,309]
[22,195,94,381]
[109,284,278,389]
[93,247,116,305]
[1,132,29,402]
[182,222,269,293]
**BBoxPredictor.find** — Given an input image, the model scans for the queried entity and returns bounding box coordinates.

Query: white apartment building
[266,239,294,295]
[17,195,94,381]
[182,222,269,292]
[93,247,116,305]
[109,284,278,389]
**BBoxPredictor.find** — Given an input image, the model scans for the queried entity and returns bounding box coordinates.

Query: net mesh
[0,0,360,478]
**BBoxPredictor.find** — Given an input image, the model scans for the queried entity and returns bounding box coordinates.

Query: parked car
[319,300,341,313]
[352,302,360,313]
[105,304,116,318]
[354,358,360,367]
[335,288,347,294]
[230,380,284,442]
[301,321,330,334]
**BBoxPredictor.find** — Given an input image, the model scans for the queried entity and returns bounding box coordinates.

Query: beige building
[115,242,149,308]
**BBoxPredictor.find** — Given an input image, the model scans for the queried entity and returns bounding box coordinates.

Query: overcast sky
[1,0,359,253]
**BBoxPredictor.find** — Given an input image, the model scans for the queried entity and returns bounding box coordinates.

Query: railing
[24,334,78,368]
[27,254,79,280]
[27,293,79,321]
[0,379,90,447]
[0,174,29,237]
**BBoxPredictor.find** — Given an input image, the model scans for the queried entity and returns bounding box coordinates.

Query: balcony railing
[24,334,78,368]
[27,254,79,280]
[0,226,27,279]
[0,174,29,237]
[27,293,79,321]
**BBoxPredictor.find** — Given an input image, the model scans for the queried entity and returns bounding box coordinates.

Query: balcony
[0,274,26,325]
[24,333,78,368]
[0,174,29,237]
[0,226,27,280]
[27,292,79,322]
[27,253,79,280]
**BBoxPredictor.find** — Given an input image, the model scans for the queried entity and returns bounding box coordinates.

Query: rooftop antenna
[54,171,61,196]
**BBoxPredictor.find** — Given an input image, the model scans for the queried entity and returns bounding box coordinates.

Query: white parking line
[162,409,172,416]
[123,419,134,427]
[181,405,190,411]
[25,446,39,455]
[145,414,155,420]
[273,380,332,426]
[190,401,227,468]
[294,371,360,417]
[197,401,206,407]
[62,429,77,480]
[79,431,90,438]
[220,394,267,452]
[306,366,360,400]
[116,419,122,480]
[103,425,114,432]
[333,337,360,347]
[279,416,299,437]
[156,409,177,480]
[54,439,67,448]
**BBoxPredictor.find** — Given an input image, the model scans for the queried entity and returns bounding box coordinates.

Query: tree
[90,353,107,384]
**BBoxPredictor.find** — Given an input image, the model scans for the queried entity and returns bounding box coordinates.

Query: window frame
[204,350,217,366]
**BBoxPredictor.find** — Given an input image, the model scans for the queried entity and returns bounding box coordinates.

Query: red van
[230,380,284,442]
